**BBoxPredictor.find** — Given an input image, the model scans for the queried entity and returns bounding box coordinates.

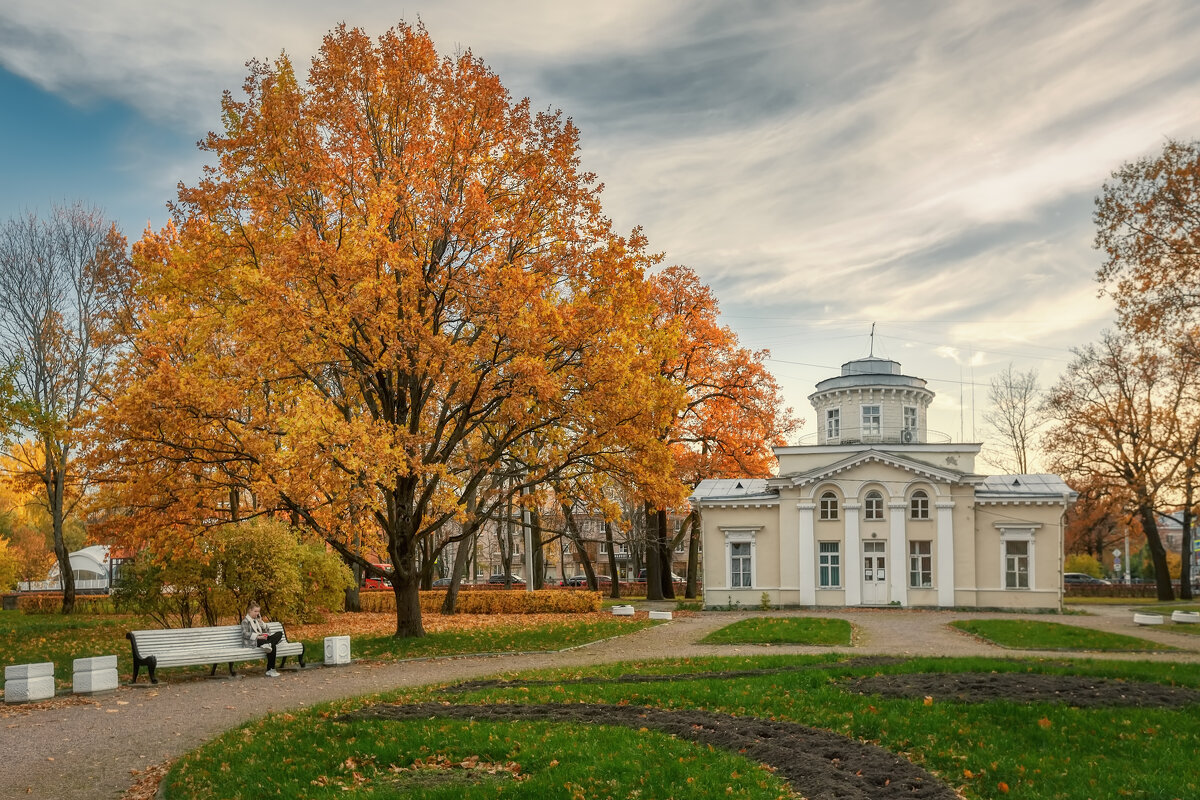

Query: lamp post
[1123,531,1131,584]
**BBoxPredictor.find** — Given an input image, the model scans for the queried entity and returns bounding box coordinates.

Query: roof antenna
[869,322,876,357]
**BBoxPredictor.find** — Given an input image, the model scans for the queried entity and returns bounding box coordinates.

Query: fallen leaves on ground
[120,761,172,800]
[0,694,99,718]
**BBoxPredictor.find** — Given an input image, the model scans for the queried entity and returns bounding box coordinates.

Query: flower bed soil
[846,671,1200,708]
[345,702,959,800]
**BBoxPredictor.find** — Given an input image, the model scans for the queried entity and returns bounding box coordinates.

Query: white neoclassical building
[692,356,1075,610]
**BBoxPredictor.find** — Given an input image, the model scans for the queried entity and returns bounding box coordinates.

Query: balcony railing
[794,427,954,446]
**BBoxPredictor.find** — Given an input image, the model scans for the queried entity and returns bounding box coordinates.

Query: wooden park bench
[126,621,306,684]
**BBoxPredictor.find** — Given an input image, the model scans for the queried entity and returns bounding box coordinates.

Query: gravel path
[2,604,1196,799]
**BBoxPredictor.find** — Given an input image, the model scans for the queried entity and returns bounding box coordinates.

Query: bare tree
[0,204,128,612]
[1043,332,1178,600]
[982,363,1042,474]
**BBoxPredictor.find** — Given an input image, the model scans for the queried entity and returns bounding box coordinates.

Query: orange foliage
[649,265,800,488]
[95,22,675,638]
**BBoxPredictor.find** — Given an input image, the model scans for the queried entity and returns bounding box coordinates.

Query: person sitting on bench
[241,601,283,677]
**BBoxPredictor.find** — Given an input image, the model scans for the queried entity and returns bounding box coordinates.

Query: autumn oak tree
[640,265,799,600]
[100,24,672,637]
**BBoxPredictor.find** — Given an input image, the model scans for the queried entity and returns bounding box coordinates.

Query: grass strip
[701,616,852,645]
[951,618,1178,651]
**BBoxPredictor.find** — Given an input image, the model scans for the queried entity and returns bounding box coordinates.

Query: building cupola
[807,356,934,445]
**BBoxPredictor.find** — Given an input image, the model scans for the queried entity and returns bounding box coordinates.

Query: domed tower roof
[808,357,935,445]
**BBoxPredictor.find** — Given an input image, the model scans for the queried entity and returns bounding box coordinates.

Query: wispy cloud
[3,0,1200,429]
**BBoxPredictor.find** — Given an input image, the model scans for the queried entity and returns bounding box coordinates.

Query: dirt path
[2,605,1195,799]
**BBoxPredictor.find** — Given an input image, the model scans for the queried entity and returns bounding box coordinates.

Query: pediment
[779,449,975,488]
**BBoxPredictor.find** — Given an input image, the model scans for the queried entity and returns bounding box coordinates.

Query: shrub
[114,519,354,627]
[359,589,602,615]
[1064,553,1105,578]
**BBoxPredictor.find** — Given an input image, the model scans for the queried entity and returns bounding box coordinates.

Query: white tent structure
[19,545,116,593]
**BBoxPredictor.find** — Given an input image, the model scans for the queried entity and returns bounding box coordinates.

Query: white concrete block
[72,655,117,673]
[324,635,351,665]
[73,668,119,695]
[611,605,635,616]
[1133,612,1164,626]
[1171,610,1200,624]
[648,610,673,620]
[5,675,55,704]
[4,662,54,681]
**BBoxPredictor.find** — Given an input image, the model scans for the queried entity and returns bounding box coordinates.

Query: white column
[844,502,862,606]
[888,501,907,607]
[936,501,956,607]
[797,502,816,605]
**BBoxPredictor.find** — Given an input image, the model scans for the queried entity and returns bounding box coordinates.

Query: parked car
[363,563,393,589]
[561,574,612,587]
[487,573,525,585]
[431,577,453,587]
[1063,572,1110,585]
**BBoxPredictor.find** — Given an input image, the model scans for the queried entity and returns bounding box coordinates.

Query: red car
[363,563,393,589]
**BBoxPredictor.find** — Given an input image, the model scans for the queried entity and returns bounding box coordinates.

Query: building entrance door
[862,540,888,605]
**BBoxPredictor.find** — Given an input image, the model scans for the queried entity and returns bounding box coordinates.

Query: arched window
[819,491,839,520]
[910,490,930,520]
[864,490,884,520]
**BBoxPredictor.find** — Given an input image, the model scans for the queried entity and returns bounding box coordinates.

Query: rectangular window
[862,405,881,437]
[818,541,841,587]
[909,541,932,588]
[826,408,840,440]
[561,542,571,555]
[616,542,629,555]
[731,542,752,588]
[1005,541,1029,589]
[903,406,918,433]
[599,542,608,554]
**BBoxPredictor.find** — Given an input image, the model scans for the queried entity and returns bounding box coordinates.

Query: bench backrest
[128,621,287,655]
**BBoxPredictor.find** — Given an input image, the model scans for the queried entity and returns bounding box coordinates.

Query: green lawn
[0,610,655,692]
[346,618,657,661]
[167,654,1200,800]
[701,616,853,646]
[951,619,1178,651]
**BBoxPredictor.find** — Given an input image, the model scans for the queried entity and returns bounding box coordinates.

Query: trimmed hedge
[358,588,602,614]
[12,593,119,614]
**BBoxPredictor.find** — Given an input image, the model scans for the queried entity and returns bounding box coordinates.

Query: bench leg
[210,663,219,677]
[228,662,237,677]
[147,658,158,685]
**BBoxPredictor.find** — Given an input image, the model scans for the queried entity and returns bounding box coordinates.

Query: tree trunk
[644,502,664,601]
[1138,503,1174,601]
[530,507,544,589]
[389,514,426,638]
[656,508,675,600]
[683,510,701,599]
[440,530,475,614]
[344,563,362,612]
[49,458,75,614]
[604,521,621,599]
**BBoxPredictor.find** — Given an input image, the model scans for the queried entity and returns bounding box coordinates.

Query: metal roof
[975,474,1075,500]
[690,478,777,503]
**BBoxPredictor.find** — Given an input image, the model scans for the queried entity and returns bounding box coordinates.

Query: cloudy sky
[3,0,1200,463]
